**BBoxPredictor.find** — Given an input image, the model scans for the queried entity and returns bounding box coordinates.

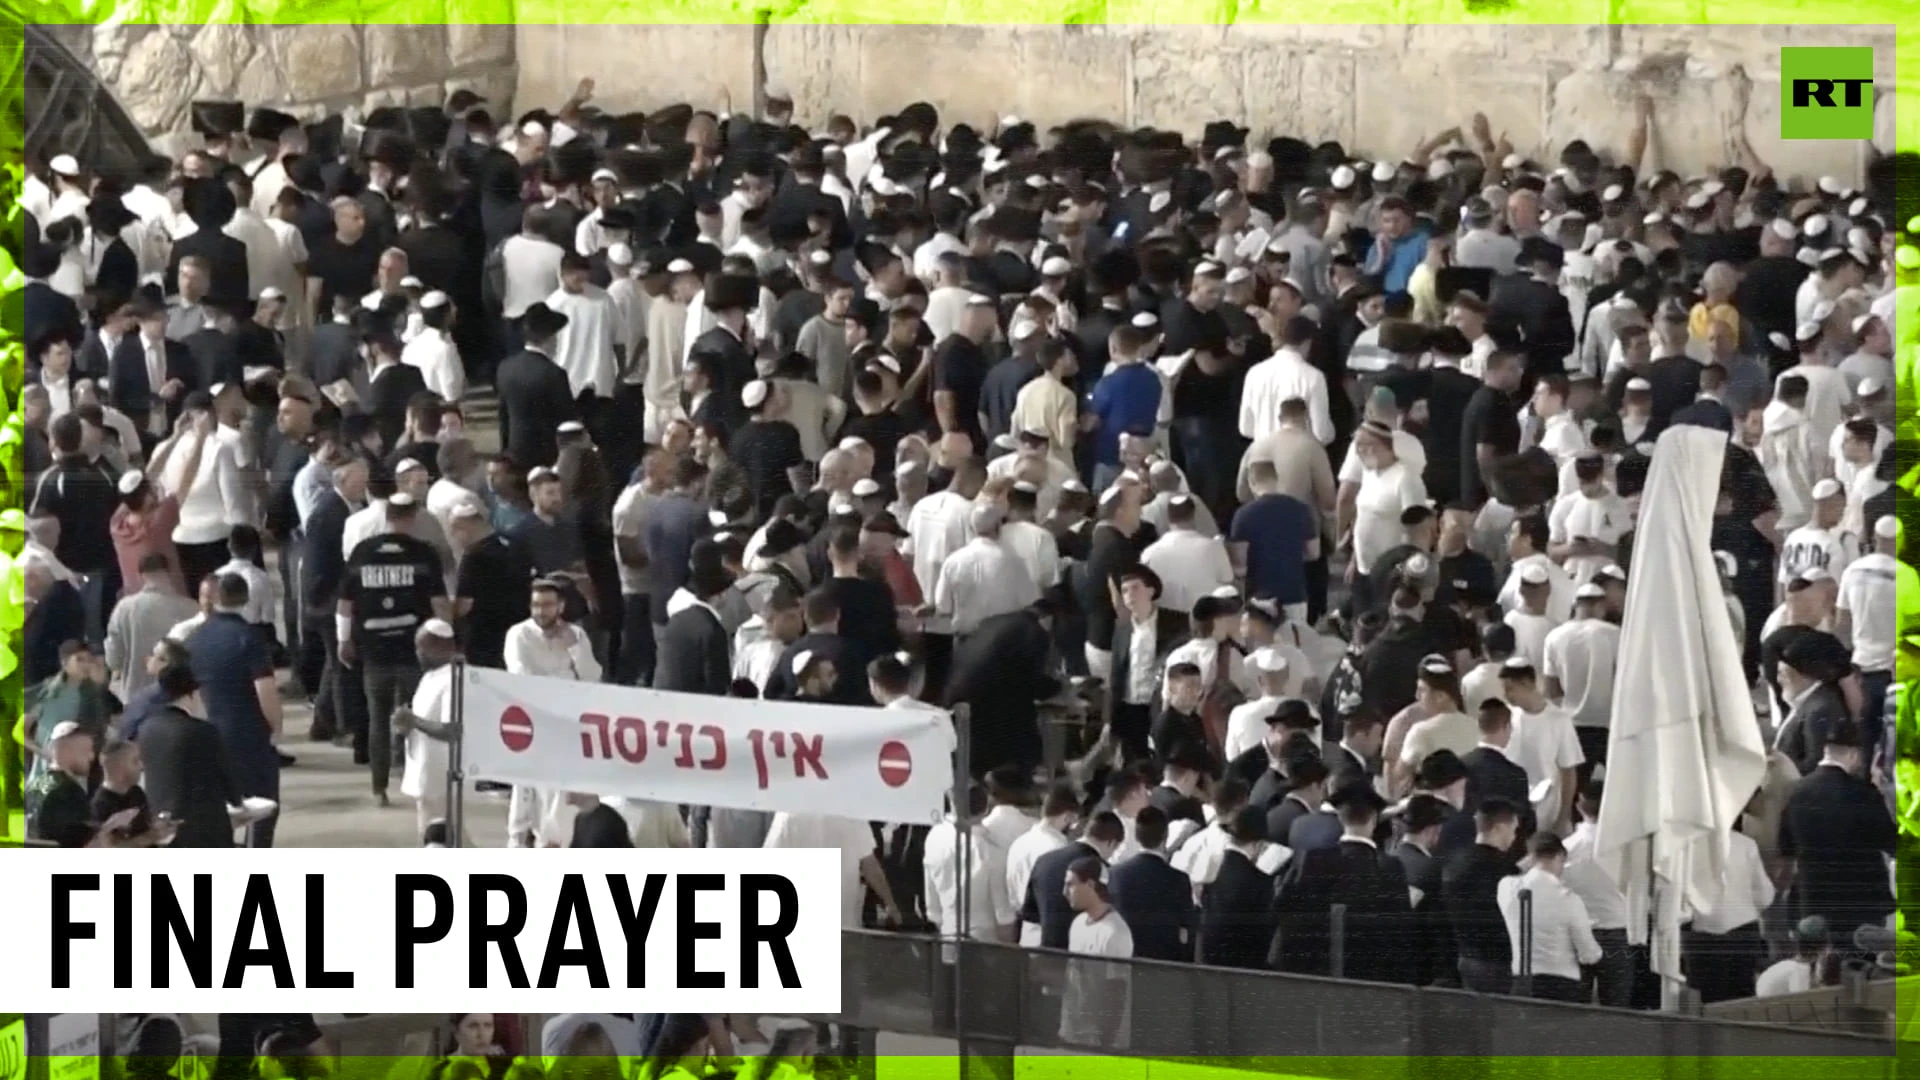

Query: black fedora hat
[520,301,570,340]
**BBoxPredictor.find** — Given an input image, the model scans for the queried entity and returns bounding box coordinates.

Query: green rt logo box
[1780,46,1875,139]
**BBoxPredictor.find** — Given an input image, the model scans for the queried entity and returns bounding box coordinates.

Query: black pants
[1306,554,1330,625]
[921,632,955,704]
[1458,956,1510,994]
[297,619,330,734]
[1111,702,1153,764]
[616,596,656,686]
[1586,926,1638,1008]
[361,661,422,795]
[279,541,303,682]
[1522,973,1586,1002]
[1576,725,1609,789]
[1685,922,1764,1004]
[178,540,230,598]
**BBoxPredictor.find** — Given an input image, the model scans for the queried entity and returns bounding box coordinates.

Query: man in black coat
[1021,811,1126,949]
[1272,783,1412,983]
[1778,717,1897,935]
[946,602,1064,778]
[135,661,240,848]
[301,453,366,745]
[1197,805,1281,970]
[1487,238,1575,382]
[1107,806,1197,962]
[362,331,429,452]
[763,588,871,707]
[1106,565,1189,762]
[1395,793,1455,987]
[308,296,364,391]
[686,273,761,424]
[1440,797,1523,992]
[167,177,251,307]
[652,552,734,696]
[105,300,194,442]
[494,302,580,469]
[22,243,83,349]
[1460,699,1538,837]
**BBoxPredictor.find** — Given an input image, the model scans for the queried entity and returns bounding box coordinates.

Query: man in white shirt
[1540,586,1619,769]
[1756,917,1831,998]
[1559,782,1635,1007]
[545,253,623,401]
[933,502,1039,637]
[1140,494,1235,615]
[1498,658,1584,834]
[1779,479,1858,589]
[503,578,602,848]
[1239,323,1332,444]
[767,804,903,930]
[1500,516,1575,623]
[924,783,1017,945]
[907,460,982,639]
[1498,832,1603,1001]
[1223,648,1291,762]
[999,482,1061,592]
[1836,515,1906,727]
[1007,784,1081,945]
[501,209,566,326]
[1059,856,1134,1049]
[1685,821,1776,1002]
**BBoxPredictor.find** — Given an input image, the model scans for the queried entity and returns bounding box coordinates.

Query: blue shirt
[186,611,277,769]
[1230,493,1315,606]
[120,683,168,742]
[1089,364,1162,466]
[1366,228,1430,295]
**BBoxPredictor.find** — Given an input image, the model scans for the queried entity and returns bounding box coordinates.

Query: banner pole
[447,660,466,849]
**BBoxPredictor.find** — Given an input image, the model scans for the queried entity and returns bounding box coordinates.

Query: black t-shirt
[730,419,806,524]
[342,533,444,666]
[456,532,536,663]
[933,335,991,449]
[31,771,93,848]
[1081,522,1158,646]
[1459,385,1520,507]
[91,783,151,838]
[510,511,586,575]
[822,572,900,669]
[306,233,381,314]
[837,407,911,480]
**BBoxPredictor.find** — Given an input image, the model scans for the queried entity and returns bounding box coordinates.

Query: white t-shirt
[1541,617,1620,730]
[1755,958,1815,998]
[1503,610,1560,675]
[1338,428,1426,485]
[763,811,876,928]
[1352,461,1427,570]
[1509,704,1585,831]
[1836,552,1899,672]
[1399,712,1478,769]
[1060,909,1135,1049]
[1140,528,1235,615]
[1778,524,1857,587]
[1547,489,1626,588]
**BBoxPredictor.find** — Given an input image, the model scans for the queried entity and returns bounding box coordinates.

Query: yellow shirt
[1009,373,1080,467]
[1688,301,1740,346]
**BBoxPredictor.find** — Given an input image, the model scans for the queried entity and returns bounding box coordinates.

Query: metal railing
[833,931,1896,1064]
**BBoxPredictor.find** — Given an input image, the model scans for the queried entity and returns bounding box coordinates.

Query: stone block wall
[515,22,1896,185]
[46,22,517,152]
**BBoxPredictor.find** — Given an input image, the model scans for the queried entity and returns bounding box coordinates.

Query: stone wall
[515,23,1898,185]
[47,23,517,151]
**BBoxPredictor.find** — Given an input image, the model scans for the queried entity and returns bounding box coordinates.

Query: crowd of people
[12,66,1918,1020]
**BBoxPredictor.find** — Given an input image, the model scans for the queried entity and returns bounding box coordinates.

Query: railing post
[1328,904,1348,980]
[1516,888,1535,999]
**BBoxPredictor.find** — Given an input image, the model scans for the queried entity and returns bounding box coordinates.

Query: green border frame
[0,3,1914,1075]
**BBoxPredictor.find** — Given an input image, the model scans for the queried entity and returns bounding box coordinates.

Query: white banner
[460,666,955,824]
[1,848,842,1014]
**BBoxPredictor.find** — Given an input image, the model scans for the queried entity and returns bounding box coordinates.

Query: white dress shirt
[1124,613,1160,706]
[907,491,976,634]
[1498,867,1603,980]
[164,430,244,545]
[504,616,603,846]
[403,328,466,402]
[925,815,1016,940]
[1007,821,1072,945]
[500,235,565,319]
[545,285,623,397]
[1560,822,1629,930]
[934,536,1041,635]
[224,208,293,301]
[1224,696,1283,762]
[766,811,878,929]
[1239,348,1333,444]
[1690,829,1775,934]
[1140,528,1235,616]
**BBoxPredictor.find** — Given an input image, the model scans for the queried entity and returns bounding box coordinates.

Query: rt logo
[1780,47,1875,140]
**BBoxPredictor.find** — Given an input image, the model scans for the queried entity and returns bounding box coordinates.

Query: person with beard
[495,301,579,469]
[763,587,868,707]
[652,540,734,697]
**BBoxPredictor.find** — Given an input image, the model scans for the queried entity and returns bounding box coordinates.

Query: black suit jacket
[764,632,872,707]
[1273,839,1413,983]
[495,348,579,468]
[104,334,192,430]
[1488,273,1574,378]
[168,229,251,307]
[946,610,1062,777]
[1265,792,1317,846]
[1441,842,1520,966]
[23,280,83,348]
[1022,840,1098,950]
[687,326,758,436]
[1197,848,1278,970]
[1106,607,1190,719]
[1461,745,1537,837]
[1397,841,1454,986]
[1148,783,1207,830]
[1109,852,1196,962]
[1779,764,1897,930]
[136,706,240,848]
[653,604,732,696]
[180,327,245,394]
[301,490,353,618]
[365,361,429,451]
[308,321,362,391]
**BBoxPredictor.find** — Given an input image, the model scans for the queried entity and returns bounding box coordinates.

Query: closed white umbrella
[1592,425,1770,1002]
